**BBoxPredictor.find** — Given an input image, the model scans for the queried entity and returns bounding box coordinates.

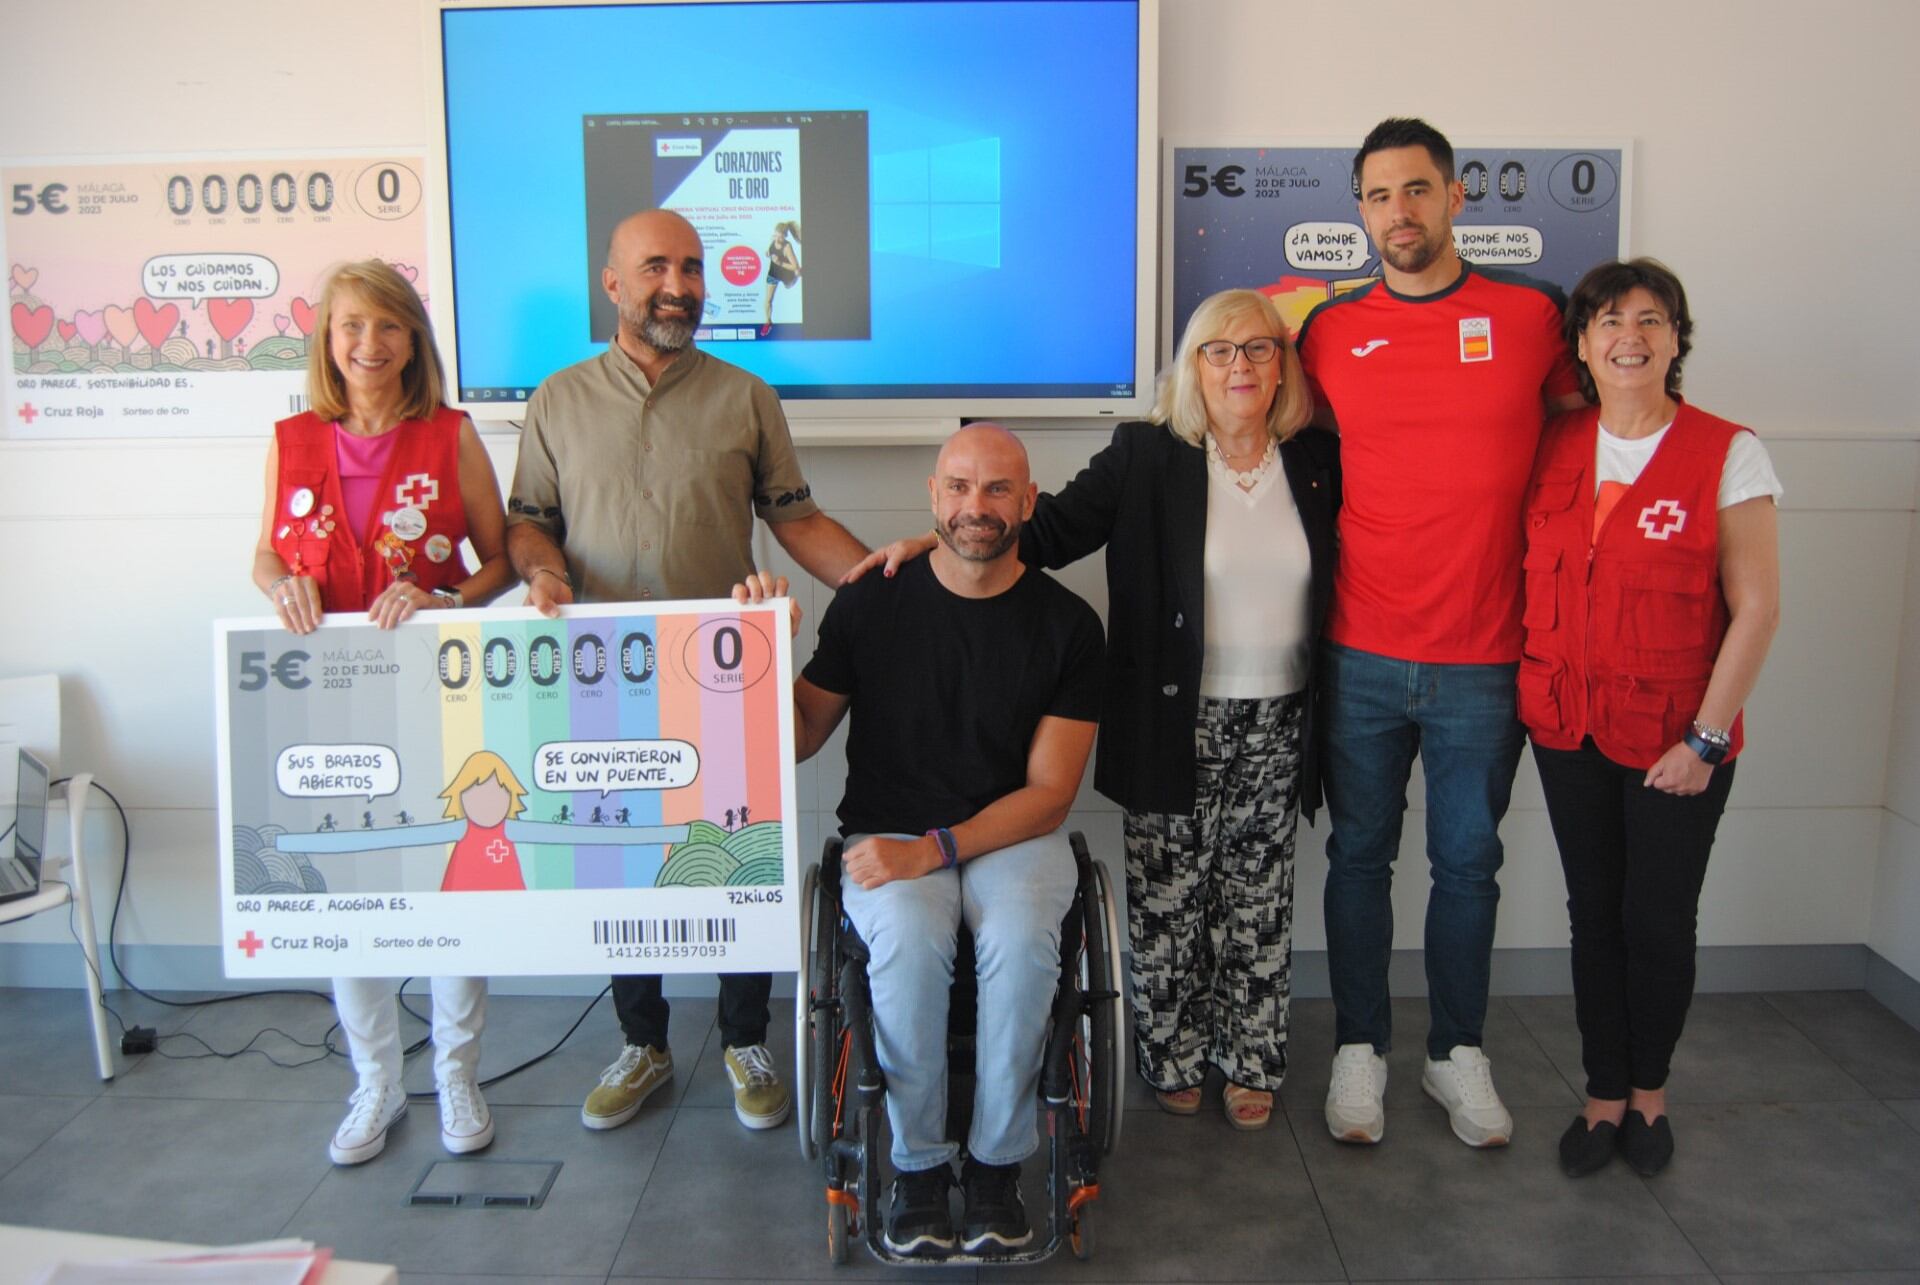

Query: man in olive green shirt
[507,208,868,1135]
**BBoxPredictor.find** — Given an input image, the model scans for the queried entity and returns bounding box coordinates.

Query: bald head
[606,208,700,269]
[935,423,1030,487]
[929,424,1035,566]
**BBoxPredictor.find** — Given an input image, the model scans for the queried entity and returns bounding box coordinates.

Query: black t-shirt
[803,556,1104,838]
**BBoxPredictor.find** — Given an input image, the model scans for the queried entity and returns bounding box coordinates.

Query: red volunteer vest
[270,407,468,612]
[1517,402,1748,769]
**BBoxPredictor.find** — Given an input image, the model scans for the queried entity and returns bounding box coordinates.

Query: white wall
[4,0,1917,989]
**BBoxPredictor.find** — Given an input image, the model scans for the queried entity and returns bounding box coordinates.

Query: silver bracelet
[266,574,293,599]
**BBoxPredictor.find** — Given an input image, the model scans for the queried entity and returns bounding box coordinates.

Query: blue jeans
[1320,641,1524,1059]
[841,830,1077,1172]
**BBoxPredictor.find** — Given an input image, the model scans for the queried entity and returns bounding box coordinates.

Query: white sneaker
[1421,1045,1513,1147]
[330,1081,408,1165]
[1325,1043,1387,1144]
[438,1072,495,1154]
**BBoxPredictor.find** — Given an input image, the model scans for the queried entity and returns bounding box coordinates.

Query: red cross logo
[1637,499,1688,541]
[487,838,511,864]
[15,402,39,425]
[395,473,439,508]
[237,930,266,958]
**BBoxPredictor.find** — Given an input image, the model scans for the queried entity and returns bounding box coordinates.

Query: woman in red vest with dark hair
[250,259,512,1167]
[1519,259,1781,1178]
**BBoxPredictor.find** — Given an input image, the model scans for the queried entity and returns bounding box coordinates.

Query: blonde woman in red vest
[1518,259,1781,1179]
[250,259,513,1165]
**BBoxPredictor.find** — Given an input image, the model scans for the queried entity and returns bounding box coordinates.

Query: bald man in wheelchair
[737,424,1103,1256]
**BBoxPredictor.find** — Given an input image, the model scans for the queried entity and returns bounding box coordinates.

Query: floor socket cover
[406,1160,561,1209]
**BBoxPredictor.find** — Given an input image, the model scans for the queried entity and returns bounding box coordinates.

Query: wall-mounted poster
[5,151,428,437]
[1164,139,1630,355]
[215,599,798,980]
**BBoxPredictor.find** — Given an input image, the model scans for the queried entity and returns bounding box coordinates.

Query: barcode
[288,394,310,414]
[593,917,738,945]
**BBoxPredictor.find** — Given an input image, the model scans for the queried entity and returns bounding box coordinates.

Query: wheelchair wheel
[1069,1201,1095,1260]
[827,1195,852,1264]
[809,863,847,1162]
[796,860,821,1161]
[1082,857,1125,1157]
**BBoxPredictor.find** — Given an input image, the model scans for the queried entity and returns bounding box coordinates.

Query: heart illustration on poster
[209,297,254,341]
[11,301,54,348]
[133,297,180,350]
[73,309,107,347]
[58,320,76,343]
[273,314,290,335]
[396,264,419,283]
[290,297,316,336]
[10,264,37,293]
[104,305,138,351]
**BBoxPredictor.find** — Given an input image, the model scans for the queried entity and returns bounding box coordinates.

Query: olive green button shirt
[506,342,820,602]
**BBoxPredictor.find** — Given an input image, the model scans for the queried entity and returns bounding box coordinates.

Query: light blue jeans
[841,829,1077,1172]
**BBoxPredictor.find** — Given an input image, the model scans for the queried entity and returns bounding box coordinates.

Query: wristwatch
[431,587,464,609]
[1684,720,1730,764]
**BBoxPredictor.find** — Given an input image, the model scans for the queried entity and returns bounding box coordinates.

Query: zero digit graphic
[681,617,773,693]
[572,632,607,684]
[1547,152,1620,213]
[620,631,657,685]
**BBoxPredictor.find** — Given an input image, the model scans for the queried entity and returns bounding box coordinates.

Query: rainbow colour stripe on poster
[214,600,799,980]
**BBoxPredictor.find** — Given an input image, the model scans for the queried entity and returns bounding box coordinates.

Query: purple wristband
[924,827,958,869]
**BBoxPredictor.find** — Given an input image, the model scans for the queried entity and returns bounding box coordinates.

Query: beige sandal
[1155,1085,1203,1115]
[1224,1084,1273,1131]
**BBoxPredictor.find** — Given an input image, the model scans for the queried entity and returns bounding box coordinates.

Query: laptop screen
[15,749,48,878]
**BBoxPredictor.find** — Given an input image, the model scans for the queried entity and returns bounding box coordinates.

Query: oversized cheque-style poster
[215,600,798,979]
[1165,140,1630,351]
[4,152,427,437]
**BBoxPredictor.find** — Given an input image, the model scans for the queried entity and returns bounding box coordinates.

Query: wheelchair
[794,832,1125,1266]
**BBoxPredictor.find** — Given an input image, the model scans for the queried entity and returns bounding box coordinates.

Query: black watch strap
[1683,727,1728,764]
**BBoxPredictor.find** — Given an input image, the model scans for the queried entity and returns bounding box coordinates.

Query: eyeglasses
[1198,337,1281,366]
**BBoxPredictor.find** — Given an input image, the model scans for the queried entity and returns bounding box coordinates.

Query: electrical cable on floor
[42,776,612,1081]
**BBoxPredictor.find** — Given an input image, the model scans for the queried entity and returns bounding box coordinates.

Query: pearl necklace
[1206,433,1277,489]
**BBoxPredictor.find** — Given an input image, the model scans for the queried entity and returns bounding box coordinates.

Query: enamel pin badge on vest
[1459,317,1492,363]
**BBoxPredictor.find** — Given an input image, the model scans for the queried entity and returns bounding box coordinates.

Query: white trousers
[333,975,486,1088]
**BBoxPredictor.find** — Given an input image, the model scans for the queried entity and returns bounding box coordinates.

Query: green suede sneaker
[582,1044,672,1130]
[723,1043,791,1130]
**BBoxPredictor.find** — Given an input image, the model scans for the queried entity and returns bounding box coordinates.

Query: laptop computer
[0,748,49,903]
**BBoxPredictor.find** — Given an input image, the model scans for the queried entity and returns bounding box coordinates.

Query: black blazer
[1021,421,1340,819]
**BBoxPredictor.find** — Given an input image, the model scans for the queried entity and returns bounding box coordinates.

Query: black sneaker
[883,1164,955,1257]
[960,1157,1031,1252]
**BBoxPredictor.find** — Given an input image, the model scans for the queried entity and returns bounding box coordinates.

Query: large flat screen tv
[425,0,1157,421]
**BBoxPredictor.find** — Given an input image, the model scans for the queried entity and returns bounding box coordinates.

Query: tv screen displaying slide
[430,0,1153,417]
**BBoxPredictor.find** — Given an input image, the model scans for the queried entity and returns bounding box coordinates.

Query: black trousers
[1531,739,1736,1100]
[610,972,772,1052]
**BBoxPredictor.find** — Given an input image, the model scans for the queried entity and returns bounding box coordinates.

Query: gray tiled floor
[2,984,1919,1282]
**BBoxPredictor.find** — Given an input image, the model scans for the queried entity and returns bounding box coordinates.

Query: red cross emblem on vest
[395,473,439,508]
[1636,499,1688,541]
[487,838,511,864]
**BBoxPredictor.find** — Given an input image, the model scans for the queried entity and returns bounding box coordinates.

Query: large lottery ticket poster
[4,153,427,437]
[1165,141,1629,352]
[215,600,798,979]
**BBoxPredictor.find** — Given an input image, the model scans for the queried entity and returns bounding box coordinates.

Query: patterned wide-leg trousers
[1124,691,1303,1091]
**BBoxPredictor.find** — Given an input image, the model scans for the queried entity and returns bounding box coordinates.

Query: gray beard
[620,301,697,353]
